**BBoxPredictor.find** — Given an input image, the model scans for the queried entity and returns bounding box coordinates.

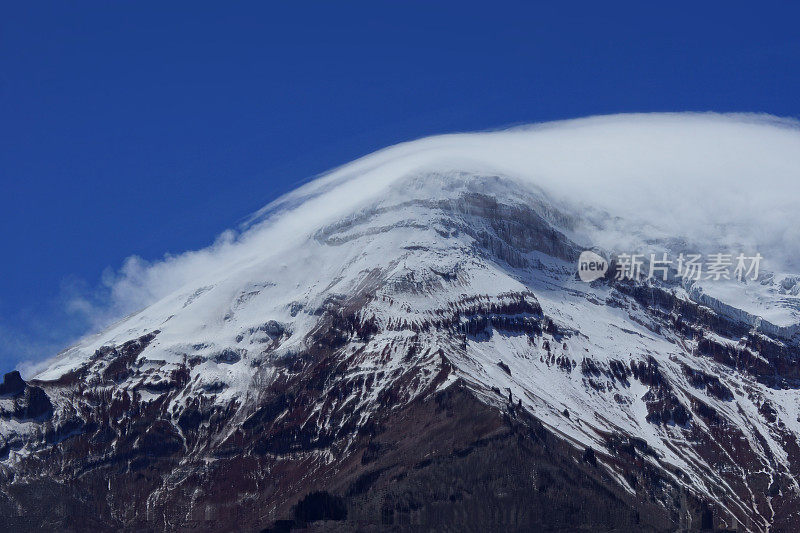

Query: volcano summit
[3,114,800,532]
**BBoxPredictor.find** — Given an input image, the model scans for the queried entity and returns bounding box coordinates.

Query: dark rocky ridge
[0,379,716,532]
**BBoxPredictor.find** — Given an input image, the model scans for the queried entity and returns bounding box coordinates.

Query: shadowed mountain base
[1,384,714,532]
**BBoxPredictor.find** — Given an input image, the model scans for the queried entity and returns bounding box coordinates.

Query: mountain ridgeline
[2,168,800,532]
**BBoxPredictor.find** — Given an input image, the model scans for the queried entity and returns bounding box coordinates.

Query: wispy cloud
[15,112,800,374]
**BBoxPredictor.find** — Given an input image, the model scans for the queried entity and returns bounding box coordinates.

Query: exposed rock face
[0,372,53,429]
[2,174,800,531]
[0,372,26,397]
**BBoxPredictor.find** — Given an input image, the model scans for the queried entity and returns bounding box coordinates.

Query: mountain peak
[4,114,800,531]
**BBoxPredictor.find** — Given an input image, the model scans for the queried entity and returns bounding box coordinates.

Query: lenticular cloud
[84,112,800,330]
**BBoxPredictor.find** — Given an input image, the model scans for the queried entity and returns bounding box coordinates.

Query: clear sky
[2,1,799,372]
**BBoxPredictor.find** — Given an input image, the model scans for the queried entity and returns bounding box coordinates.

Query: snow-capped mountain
[2,114,800,532]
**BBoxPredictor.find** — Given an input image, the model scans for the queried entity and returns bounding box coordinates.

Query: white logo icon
[578,251,608,282]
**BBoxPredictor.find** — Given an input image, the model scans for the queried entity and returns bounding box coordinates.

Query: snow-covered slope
[2,114,800,532]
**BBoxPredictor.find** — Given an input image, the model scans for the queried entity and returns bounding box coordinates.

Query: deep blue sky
[2,2,799,372]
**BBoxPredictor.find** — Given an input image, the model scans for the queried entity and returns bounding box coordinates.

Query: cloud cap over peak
[26,112,800,375]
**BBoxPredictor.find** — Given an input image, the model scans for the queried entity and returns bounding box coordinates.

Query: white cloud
[50,112,800,366]
[251,112,800,270]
